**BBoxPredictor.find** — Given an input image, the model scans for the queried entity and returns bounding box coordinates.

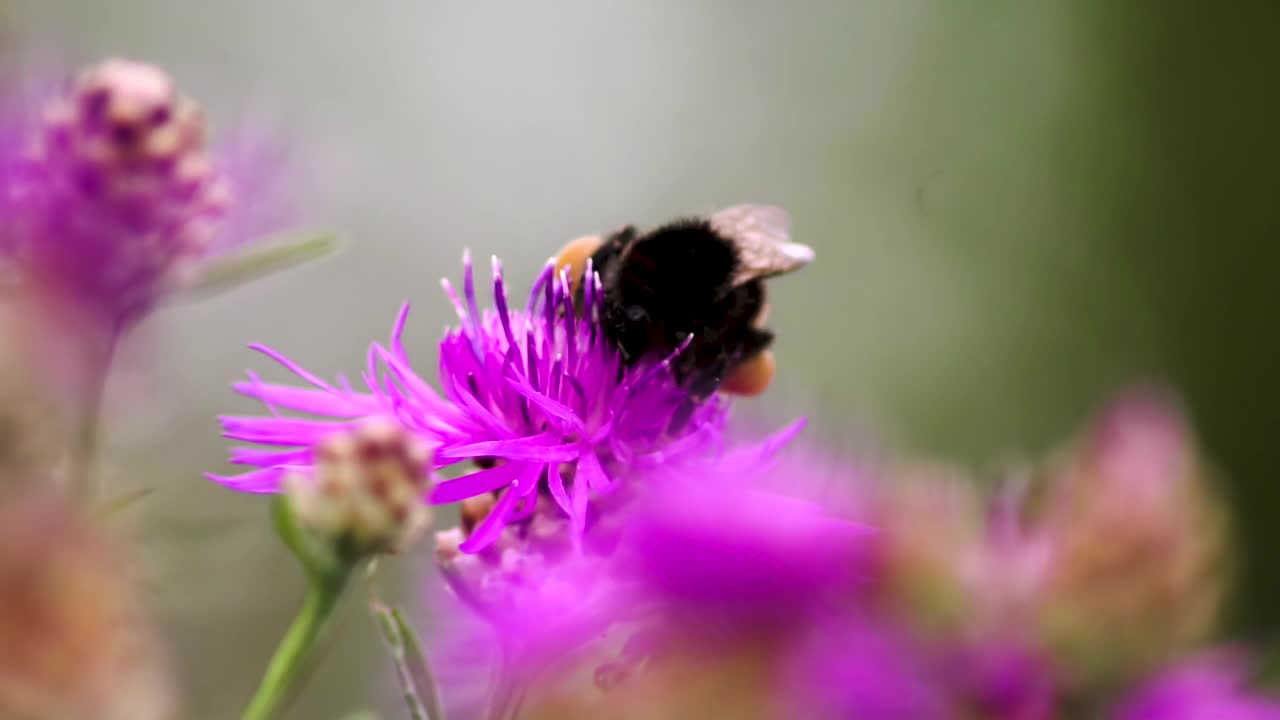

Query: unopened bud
[286,419,434,558]
[869,462,987,630]
[1035,391,1227,681]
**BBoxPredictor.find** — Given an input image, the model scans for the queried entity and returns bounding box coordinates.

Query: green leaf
[176,231,339,301]
[93,486,157,519]
[392,607,444,720]
[270,495,340,584]
[371,601,444,720]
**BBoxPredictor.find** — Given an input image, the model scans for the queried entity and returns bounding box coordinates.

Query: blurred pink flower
[1,59,283,327]
[620,459,871,643]
[431,446,874,717]
[1035,388,1228,679]
[1108,653,1280,720]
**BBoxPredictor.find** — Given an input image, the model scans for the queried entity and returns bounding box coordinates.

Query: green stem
[69,323,120,503]
[241,572,349,720]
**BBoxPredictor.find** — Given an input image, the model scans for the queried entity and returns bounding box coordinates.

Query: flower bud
[0,488,173,720]
[1034,390,1228,682]
[868,461,988,631]
[285,419,434,558]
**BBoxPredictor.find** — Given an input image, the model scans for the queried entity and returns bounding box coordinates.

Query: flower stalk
[242,421,435,719]
[240,496,353,720]
[241,569,349,720]
[68,320,121,502]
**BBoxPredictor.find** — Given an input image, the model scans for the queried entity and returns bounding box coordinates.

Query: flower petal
[431,461,529,504]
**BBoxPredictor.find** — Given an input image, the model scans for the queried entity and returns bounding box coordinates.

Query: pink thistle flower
[213,252,748,552]
[619,456,870,641]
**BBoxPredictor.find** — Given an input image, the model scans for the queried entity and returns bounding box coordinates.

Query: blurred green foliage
[1,1,1277,717]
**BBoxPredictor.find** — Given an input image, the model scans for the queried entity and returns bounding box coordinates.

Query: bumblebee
[555,205,813,398]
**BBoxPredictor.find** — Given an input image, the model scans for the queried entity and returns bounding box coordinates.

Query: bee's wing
[710,205,815,286]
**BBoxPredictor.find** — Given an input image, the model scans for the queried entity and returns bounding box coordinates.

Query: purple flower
[1108,653,1280,720]
[1,59,277,325]
[214,251,738,552]
[453,448,865,652]
[619,454,870,639]
[429,444,869,711]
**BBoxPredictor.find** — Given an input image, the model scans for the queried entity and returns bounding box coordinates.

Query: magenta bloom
[215,252,732,551]
[620,455,869,638]
[432,447,869,701]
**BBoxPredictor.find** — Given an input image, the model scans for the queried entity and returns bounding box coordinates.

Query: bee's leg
[554,225,634,299]
[553,234,604,294]
[720,328,776,397]
[721,351,776,397]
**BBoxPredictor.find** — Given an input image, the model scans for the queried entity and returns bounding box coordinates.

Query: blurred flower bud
[1034,390,1228,682]
[961,479,1055,633]
[285,418,434,559]
[867,461,987,632]
[12,58,231,323]
[0,487,173,720]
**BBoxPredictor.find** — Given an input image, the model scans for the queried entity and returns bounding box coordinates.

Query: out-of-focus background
[1,2,1277,718]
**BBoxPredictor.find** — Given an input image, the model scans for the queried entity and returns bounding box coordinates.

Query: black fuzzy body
[586,217,773,397]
